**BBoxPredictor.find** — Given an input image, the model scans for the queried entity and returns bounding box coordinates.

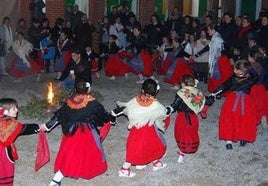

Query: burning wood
[47,82,54,105]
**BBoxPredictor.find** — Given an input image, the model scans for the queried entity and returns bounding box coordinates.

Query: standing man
[71,4,84,33]
[0,17,14,75]
[29,0,46,21]
[74,14,96,50]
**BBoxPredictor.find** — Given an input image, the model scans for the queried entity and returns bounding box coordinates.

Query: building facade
[16,0,268,51]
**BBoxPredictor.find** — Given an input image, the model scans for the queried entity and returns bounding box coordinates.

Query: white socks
[122,162,131,169]
[178,152,185,163]
[226,140,232,144]
[49,170,64,186]
[138,74,143,80]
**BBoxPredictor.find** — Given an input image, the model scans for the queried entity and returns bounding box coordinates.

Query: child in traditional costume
[164,38,194,90]
[112,79,169,177]
[0,98,41,186]
[194,24,233,94]
[123,25,156,84]
[43,80,115,186]
[10,32,41,82]
[156,36,173,75]
[166,74,214,163]
[211,59,258,149]
[83,44,100,79]
[248,49,268,125]
[101,34,129,80]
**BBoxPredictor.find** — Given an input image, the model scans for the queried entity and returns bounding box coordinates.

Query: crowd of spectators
[0,2,267,89]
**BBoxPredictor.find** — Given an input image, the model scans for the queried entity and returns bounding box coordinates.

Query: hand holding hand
[39,123,47,131]
[165,106,173,115]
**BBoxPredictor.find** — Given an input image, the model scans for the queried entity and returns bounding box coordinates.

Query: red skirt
[126,124,166,165]
[157,57,172,75]
[250,84,268,124]
[219,92,257,142]
[54,125,107,179]
[10,56,42,78]
[104,54,129,77]
[128,50,153,76]
[36,50,45,71]
[208,55,233,94]
[91,60,99,74]
[174,112,199,154]
[164,58,193,85]
[0,146,14,186]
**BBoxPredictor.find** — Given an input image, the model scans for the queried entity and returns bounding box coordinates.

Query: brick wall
[89,0,105,51]
[45,0,65,26]
[18,0,183,52]
[139,0,156,27]
[20,0,65,27]
[19,0,32,27]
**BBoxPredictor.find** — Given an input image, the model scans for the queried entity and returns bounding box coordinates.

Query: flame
[47,82,54,104]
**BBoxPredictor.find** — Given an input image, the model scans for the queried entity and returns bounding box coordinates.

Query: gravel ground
[0,71,268,186]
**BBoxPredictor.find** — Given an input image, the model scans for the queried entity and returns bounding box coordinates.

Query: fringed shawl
[208,32,224,75]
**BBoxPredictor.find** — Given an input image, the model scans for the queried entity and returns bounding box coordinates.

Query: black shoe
[226,143,233,150]
[240,140,246,147]
[51,179,61,186]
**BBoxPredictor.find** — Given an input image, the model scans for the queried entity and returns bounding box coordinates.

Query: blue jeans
[62,77,74,89]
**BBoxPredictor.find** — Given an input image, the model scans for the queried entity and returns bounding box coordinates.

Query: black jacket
[59,57,92,85]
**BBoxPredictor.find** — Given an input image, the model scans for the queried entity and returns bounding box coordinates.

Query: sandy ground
[1,71,268,186]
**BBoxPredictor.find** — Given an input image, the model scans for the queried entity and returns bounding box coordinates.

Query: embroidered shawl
[177,86,206,114]
[66,94,95,109]
[0,118,23,147]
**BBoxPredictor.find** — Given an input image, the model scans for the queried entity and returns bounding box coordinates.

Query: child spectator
[40,18,51,40]
[230,46,241,64]
[40,31,55,73]
[0,98,42,186]
[83,44,100,79]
